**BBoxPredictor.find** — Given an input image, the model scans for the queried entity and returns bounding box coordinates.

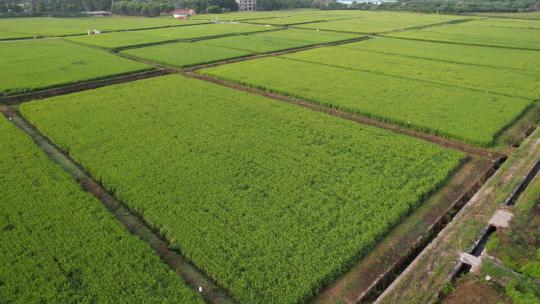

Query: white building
[236,0,256,11]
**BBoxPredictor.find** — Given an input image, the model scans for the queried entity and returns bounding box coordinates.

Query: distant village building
[173,9,196,19]
[235,0,256,11]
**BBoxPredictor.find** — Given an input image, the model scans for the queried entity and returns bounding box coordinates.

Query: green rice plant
[283,45,540,99]
[191,9,366,23]
[21,74,463,304]
[246,12,360,25]
[191,10,287,21]
[473,12,540,20]
[122,28,359,68]
[388,19,540,50]
[199,28,360,53]
[295,11,465,33]
[340,37,540,75]
[122,42,252,68]
[202,57,531,146]
[474,12,540,20]
[0,115,203,303]
[472,18,540,30]
[0,16,206,39]
[65,22,271,49]
[0,39,150,96]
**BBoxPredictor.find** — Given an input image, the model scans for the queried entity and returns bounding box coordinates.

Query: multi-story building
[236,0,256,11]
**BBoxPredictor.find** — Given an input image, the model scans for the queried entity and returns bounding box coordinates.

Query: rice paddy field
[191,9,364,22]
[244,12,358,25]
[2,9,540,304]
[122,42,253,68]
[65,22,271,49]
[295,11,466,33]
[340,37,540,75]
[0,39,150,95]
[20,75,464,303]
[473,11,540,20]
[0,115,203,303]
[191,10,287,21]
[282,43,540,99]
[0,16,206,39]
[122,28,360,67]
[199,28,360,52]
[388,18,540,50]
[202,56,531,146]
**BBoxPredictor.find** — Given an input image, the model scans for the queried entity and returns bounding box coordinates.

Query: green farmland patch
[0,115,203,303]
[202,57,531,146]
[0,16,205,39]
[283,45,540,99]
[474,12,540,20]
[191,11,287,21]
[296,11,465,33]
[123,28,359,68]
[65,23,271,49]
[0,31,34,40]
[200,28,360,53]
[191,9,364,23]
[341,38,540,75]
[245,12,360,25]
[388,19,540,50]
[122,42,252,68]
[0,39,150,96]
[473,18,540,30]
[21,74,463,304]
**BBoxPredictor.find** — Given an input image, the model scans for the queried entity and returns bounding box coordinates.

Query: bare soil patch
[442,277,511,304]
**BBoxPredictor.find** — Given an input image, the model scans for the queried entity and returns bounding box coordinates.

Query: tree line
[0,0,538,17]
[320,0,540,13]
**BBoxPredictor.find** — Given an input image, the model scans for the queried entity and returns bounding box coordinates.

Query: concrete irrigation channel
[373,127,540,304]
[449,153,540,278]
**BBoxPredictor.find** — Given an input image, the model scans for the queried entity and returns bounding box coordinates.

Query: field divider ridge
[185,71,503,160]
[0,69,169,105]
[0,35,44,42]
[0,106,237,304]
